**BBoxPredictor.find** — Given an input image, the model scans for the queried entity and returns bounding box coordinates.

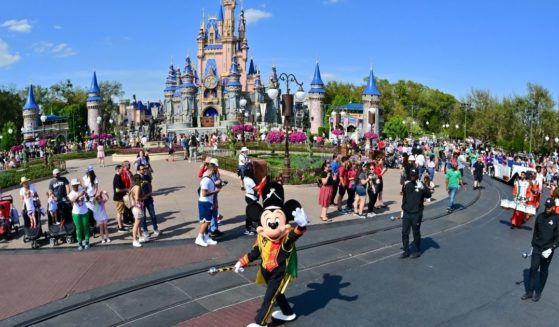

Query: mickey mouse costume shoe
[272,310,296,321]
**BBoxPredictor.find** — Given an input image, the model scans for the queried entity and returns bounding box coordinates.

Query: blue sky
[1,0,558,104]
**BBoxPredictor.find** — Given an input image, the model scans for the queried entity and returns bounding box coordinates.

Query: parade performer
[511,171,530,228]
[235,182,308,327]
[526,173,540,221]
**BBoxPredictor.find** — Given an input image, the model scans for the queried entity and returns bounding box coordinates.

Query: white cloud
[244,8,272,24]
[32,42,77,58]
[1,19,32,33]
[0,39,21,68]
[54,25,62,30]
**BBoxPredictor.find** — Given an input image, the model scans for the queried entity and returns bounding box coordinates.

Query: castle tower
[246,58,256,92]
[254,71,265,122]
[164,64,177,124]
[226,59,242,119]
[22,84,39,140]
[362,67,381,136]
[86,72,102,134]
[308,62,326,134]
[118,99,130,126]
[180,56,198,127]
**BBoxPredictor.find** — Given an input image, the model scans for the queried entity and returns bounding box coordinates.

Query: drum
[516,203,528,214]
[525,205,537,215]
[500,199,511,209]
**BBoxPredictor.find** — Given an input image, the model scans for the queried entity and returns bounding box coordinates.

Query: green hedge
[1,165,60,189]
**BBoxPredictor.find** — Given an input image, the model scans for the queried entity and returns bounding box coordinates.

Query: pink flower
[288,131,307,144]
[265,131,285,144]
[364,131,379,140]
[332,129,344,136]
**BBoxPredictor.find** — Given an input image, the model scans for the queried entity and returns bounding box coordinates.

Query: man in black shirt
[113,165,128,232]
[521,198,559,302]
[48,168,70,202]
[400,168,432,259]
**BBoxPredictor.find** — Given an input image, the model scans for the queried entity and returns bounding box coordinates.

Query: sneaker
[359,214,367,219]
[153,230,161,237]
[77,245,84,251]
[217,214,223,221]
[195,235,208,247]
[101,239,107,244]
[210,230,224,238]
[117,227,128,233]
[105,238,111,243]
[132,240,142,248]
[532,293,541,302]
[83,242,90,250]
[142,231,149,238]
[244,229,255,236]
[55,222,60,225]
[367,212,376,218]
[521,292,533,300]
[204,234,218,245]
[400,252,410,259]
[410,252,421,259]
[139,236,149,243]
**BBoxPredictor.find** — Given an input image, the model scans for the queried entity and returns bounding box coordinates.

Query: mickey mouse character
[235,182,308,327]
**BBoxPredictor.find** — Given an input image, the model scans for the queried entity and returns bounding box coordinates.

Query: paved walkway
[0,154,450,324]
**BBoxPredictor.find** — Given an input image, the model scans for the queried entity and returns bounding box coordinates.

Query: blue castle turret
[86,72,102,134]
[22,84,39,139]
[308,62,326,133]
[362,67,381,136]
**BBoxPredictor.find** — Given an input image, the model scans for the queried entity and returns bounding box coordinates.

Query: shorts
[338,185,347,196]
[132,207,144,219]
[355,185,367,197]
[198,201,213,222]
[115,201,125,214]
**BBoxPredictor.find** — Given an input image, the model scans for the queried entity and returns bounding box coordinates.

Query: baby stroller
[47,200,75,247]
[0,195,20,239]
[22,200,45,249]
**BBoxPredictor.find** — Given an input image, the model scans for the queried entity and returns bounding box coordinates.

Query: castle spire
[218,2,224,21]
[247,58,255,75]
[363,67,380,96]
[89,71,101,94]
[310,62,324,86]
[23,84,39,110]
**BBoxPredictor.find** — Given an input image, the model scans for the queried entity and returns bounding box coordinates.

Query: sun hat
[210,158,219,167]
[70,178,81,186]
[20,177,30,184]
[240,147,249,152]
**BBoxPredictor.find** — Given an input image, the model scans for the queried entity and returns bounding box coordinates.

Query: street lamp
[96,116,102,134]
[238,97,248,146]
[266,72,305,183]
[368,108,376,155]
[40,114,47,139]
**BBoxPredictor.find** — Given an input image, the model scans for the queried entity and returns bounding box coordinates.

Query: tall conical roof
[247,58,256,75]
[218,4,224,21]
[363,68,380,96]
[310,62,324,86]
[89,71,100,94]
[23,84,39,110]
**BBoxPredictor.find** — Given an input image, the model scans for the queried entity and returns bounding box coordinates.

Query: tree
[1,121,17,151]
[0,88,23,137]
[383,116,408,139]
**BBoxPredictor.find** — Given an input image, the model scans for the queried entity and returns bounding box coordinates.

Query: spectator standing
[353,163,368,218]
[93,190,110,243]
[415,151,426,179]
[346,161,357,212]
[189,134,198,163]
[196,162,220,247]
[366,163,379,218]
[445,163,465,213]
[139,164,160,239]
[208,158,225,238]
[457,151,467,178]
[521,198,559,302]
[112,165,128,233]
[400,168,432,258]
[48,168,70,220]
[239,147,250,190]
[97,142,105,167]
[243,164,260,235]
[68,179,90,250]
[181,135,189,160]
[129,174,146,247]
[472,157,485,190]
[336,158,349,213]
[374,159,387,208]
[318,161,333,222]
[330,155,341,206]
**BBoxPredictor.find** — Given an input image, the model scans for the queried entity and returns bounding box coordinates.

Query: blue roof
[87,95,102,102]
[23,84,39,110]
[164,86,178,92]
[230,62,240,75]
[247,59,255,75]
[173,90,181,97]
[181,81,196,88]
[137,101,146,110]
[218,4,224,21]
[310,62,324,86]
[205,19,221,40]
[309,88,326,94]
[204,59,218,77]
[335,102,364,111]
[363,68,380,96]
[45,114,67,122]
[227,80,241,87]
[89,71,101,94]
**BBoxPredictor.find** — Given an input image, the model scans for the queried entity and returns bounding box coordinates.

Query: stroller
[47,200,75,247]
[22,199,45,249]
[0,195,20,239]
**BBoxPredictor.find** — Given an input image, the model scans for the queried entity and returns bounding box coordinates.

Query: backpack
[122,192,133,209]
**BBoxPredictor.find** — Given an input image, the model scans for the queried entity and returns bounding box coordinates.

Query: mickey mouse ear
[246,202,264,225]
[283,199,301,222]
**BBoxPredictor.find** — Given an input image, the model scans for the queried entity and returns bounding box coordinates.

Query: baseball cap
[71,178,81,186]
[545,198,555,208]
[210,158,219,167]
[52,168,60,175]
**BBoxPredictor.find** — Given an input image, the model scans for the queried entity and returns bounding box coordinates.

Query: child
[24,190,37,228]
[47,191,59,225]
[423,175,436,203]
[93,190,110,243]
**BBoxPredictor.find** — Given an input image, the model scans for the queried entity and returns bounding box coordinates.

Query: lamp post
[40,114,47,139]
[96,116,102,135]
[238,97,248,146]
[461,102,472,140]
[368,107,376,154]
[266,73,305,183]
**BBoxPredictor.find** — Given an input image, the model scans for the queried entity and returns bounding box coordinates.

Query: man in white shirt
[415,152,426,178]
[239,147,250,190]
[196,162,221,247]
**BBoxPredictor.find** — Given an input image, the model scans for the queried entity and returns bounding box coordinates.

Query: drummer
[511,171,530,229]
[526,172,541,221]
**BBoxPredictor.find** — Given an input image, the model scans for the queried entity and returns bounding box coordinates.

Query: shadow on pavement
[153,186,185,196]
[289,273,358,317]
[498,220,533,231]
[421,237,440,254]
